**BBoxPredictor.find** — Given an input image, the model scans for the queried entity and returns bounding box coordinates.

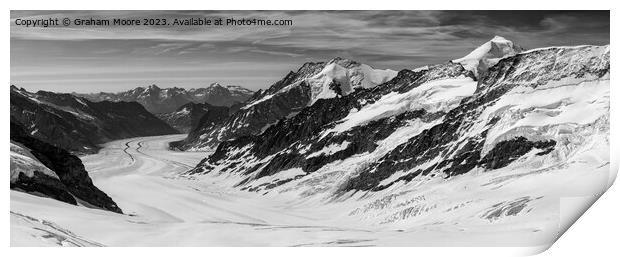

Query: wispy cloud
[10,10,609,93]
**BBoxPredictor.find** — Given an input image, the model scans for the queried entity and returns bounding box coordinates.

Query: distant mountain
[174,57,397,150]
[76,83,254,114]
[10,121,122,213]
[10,86,178,154]
[156,102,230,133]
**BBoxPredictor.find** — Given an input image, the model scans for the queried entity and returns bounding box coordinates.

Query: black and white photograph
[7,7,616,254]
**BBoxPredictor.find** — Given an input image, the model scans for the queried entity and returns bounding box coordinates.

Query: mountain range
[11,36,610,236]
[76,83,254,114]
[183,37,610,227]
[10,86,178,154]
[174,57,398,151]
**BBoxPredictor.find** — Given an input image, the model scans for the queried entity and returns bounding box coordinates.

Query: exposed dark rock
[479,137,556,169]
[10,121,123,213]
[11,171,77,205]
[11,87,178,154]
[177,80,313,150]
[157,102,229,133]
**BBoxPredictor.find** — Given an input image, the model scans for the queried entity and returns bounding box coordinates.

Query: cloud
[11,11,609,57]
[132,42,193,55]
[10,10,609,93]
[249,49,304,58]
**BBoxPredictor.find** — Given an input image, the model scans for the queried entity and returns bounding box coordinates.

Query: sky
[10,10,610,93]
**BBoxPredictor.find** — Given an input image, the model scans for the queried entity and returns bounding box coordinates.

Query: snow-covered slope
[244,57,397,108]
[220,84,255,98]
[10,86,178,154]
[287,57,397,105]
[176,57,397,150]
[453,36,524,78]
[10,38,612,247]
[12,134,602,247]
[188,42,610,227]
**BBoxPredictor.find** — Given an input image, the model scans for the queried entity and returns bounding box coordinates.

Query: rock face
[77,83,254,114]
[11,86,178,154]
[187,40,609,203]
[175,57,398,151]
[157,102,230,133]
[10,121,123,214]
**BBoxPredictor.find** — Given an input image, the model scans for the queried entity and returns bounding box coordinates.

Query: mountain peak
[453,36,524,78]
[490,35,509,43]
[226,85,253,93]
[327,57,360,68]
[209,82,223,88]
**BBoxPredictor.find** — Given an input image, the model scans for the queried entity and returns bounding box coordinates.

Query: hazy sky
[11,10,609,93]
